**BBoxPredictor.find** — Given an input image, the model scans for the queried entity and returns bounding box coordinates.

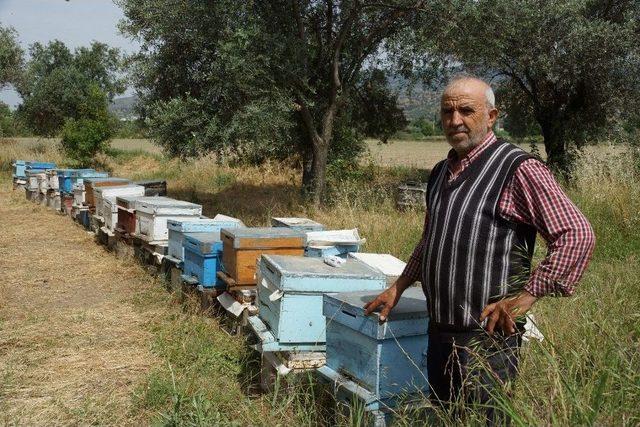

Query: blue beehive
[271,217,325,232]
[58,169,108,193]
[251,255,386,352]
[14,161,57,179]
[167,217,242,261]
[182,232,224,288]
[12,160,28,178]
[319,287,429,412]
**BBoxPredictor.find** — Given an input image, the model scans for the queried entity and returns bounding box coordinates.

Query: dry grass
[0,180,166,425]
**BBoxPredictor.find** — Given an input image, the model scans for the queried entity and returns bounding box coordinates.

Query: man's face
[440,82,497,155]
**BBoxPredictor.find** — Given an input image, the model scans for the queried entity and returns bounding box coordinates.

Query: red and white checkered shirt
[401,131,596,297]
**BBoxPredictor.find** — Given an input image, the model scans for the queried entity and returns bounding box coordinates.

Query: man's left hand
[480,290,538,335]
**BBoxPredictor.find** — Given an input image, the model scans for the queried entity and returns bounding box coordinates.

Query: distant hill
[108,83,436,123]
[109,96,138,120]
[388,77,440,122]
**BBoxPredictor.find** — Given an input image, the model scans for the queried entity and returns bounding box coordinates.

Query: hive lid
[271,217,324,229]
[222,227,306,248]
[306,229,365,246]
[326,287,427,322]
[135,179,167,185]
[184,232,223,254]
[262,254,385,280]
[94,184,145,195]
[347,253,407,277]
[83,177,130,184]
[134,197,202,215]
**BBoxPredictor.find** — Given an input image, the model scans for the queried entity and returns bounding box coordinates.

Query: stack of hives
[13,158,434,425]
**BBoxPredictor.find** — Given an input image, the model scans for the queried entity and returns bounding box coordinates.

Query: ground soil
[0,183,161,425]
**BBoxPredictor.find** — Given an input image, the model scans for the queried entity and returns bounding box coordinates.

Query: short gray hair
[485,86,495,109]
[445,73,496,109]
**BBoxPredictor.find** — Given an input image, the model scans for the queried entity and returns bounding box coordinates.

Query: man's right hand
[364,286,401,322]
[364,276,413,322]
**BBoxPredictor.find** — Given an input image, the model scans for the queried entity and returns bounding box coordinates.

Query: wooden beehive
[94,185,145,220]
[254,255,386,351]
[134,197,202,242]
[182,232,224,288]
[115,195,142,235]
[221,227,306,287]
[167,216,242,261]
[135,179,167,196]
[319,287,429,410]
[84,178,131,209]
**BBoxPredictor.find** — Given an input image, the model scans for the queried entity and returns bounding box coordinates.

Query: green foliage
[0,102,21,137]
[419,0,640,177]
[60,87,115,165]
[113,119,147,139]
[0,25,23,88]
[17,40,124,137]
[118,0,425,201]
[353,69,408,144]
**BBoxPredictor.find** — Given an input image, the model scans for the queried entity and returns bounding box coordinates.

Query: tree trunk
[540,118,572,182]
[309,135,329,207]
[301,146,314,192]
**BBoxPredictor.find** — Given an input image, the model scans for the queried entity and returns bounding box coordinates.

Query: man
[364,76,595,421]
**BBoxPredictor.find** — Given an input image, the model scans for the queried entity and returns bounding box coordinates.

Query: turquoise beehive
[250,255,386,352]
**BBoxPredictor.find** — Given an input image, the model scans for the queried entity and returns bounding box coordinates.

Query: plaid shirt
[401,131,595,297]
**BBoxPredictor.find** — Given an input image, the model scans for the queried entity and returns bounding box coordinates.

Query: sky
[0,0,139,108]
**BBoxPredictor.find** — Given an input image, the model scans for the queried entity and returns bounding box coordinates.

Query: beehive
[182,232,224,288]
[115,195,141,235]
[83,177,131,209]
[167,216,242,261]
[94,185,145,220]
[57,169,107,194]
[134,197,202,242]
[135,179,167,196]
[254,255,386,351]
[319,287,429,408]
[221,227,306,287]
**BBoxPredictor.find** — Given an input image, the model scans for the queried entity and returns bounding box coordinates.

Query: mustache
[447,126,469,134]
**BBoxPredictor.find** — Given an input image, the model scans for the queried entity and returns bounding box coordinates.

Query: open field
[0,137,638,425]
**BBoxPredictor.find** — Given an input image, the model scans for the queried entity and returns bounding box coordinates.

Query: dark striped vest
[422,140,536,330]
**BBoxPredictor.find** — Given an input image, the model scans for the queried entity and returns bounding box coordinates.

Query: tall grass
[143,146,639,425]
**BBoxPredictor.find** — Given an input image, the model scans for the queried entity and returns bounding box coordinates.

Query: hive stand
[257,350,325,393]
[317,366,431,427]
[161,254,182,291]
[178,275,224,316]
[90,214,104,233]
[132,235,168,273]
[97,226,117,250]
[113,229,135,259]
[215,282,258,335]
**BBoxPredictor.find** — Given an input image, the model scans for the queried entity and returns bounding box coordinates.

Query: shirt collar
[447,131,497,165]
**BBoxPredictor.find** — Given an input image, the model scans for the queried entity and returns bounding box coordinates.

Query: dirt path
[0,182,162,425]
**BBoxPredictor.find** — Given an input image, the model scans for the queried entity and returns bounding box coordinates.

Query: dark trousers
[427,329,521,425]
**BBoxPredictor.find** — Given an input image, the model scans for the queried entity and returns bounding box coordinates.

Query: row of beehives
[13,159,429,425]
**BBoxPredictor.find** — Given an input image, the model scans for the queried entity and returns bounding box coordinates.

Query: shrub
[60,116,113,166]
